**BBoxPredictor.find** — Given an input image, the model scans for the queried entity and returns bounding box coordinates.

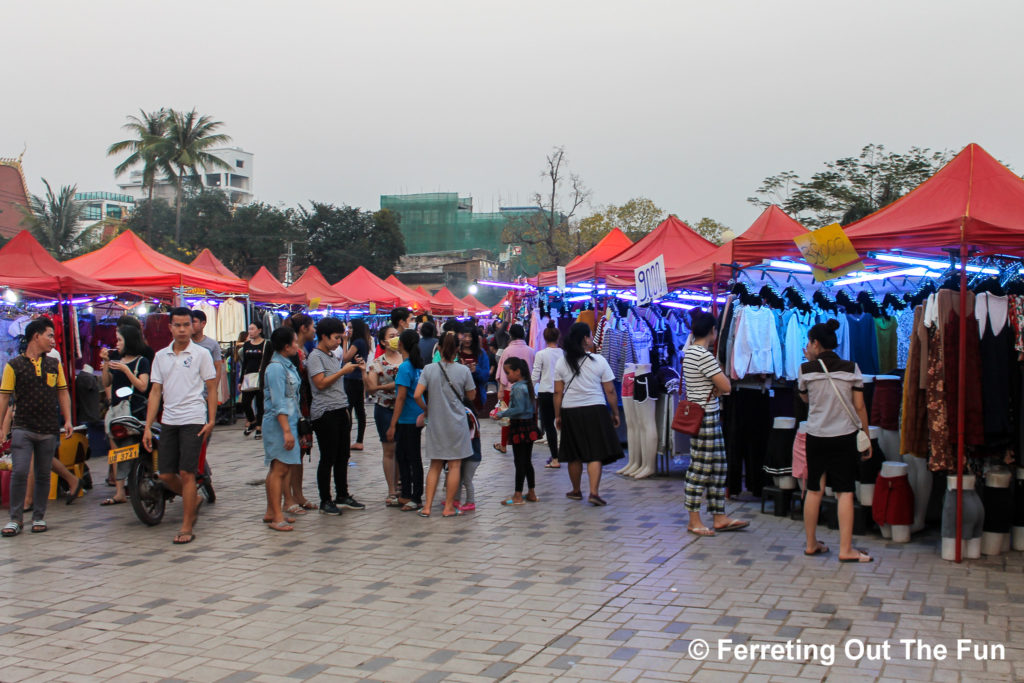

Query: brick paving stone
[1,418,1022,682]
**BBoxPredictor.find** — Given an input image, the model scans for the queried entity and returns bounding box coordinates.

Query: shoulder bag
[818,359,871,452]
[671,388,714,436]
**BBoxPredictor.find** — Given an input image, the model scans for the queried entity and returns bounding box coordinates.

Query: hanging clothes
[731,306,783,379]
[217,298,246,343]
[900,306,929,457]
[874,316,898,374]
[846,312,879,375]
[895,306,915,370]
[782,310,814,380]
[977,293,1015,446]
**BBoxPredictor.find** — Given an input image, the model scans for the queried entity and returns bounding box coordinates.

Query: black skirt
[558,405,624,464]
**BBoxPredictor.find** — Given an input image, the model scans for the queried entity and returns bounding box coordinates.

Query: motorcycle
[107,387,215,526]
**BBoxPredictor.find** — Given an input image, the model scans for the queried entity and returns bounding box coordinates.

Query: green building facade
[381,192,542,257]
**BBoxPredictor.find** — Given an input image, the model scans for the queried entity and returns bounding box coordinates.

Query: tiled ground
[2,415,1023,683]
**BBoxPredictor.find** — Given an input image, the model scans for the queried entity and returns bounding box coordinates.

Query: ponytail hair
[688,307,717,338]
[399,329,424,370]
[438,330,459,362]
[564,322,592,374]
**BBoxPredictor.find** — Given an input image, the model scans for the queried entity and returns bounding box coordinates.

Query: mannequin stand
[1013,468,1024,552]
[873,461,912,543]
[981,468,1012,556]
[941,475,983,561]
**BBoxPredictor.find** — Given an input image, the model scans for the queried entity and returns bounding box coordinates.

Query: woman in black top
[344,318,372,451]
[239,321,268,438]
[100,324,151,505]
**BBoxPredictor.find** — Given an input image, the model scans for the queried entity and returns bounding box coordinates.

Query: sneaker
[336,496,366,510]
[319,501,342,515]
[459,502,476,512]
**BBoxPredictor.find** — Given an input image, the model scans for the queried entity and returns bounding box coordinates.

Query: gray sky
[3,1,1021,234]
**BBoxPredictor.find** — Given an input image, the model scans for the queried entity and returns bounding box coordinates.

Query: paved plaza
[2,417,1023,683]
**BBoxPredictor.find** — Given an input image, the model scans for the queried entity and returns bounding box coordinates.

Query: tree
[107,108,169,239]
[158,109,232,243]
[300,202,406,282]
[688,217,732,246]
[748,144,951,228]
[577,197,665,250]
[503,146,589,271]
[20,179,99,259]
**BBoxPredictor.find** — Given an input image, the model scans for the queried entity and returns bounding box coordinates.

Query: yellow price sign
[309,297,321,310]
[793,223,864,282]
[369,303,377,314]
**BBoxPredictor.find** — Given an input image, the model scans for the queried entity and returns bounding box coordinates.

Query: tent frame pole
[955,233,967,563]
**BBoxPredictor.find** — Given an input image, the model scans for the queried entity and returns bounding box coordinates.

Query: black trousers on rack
[725,388,771,497]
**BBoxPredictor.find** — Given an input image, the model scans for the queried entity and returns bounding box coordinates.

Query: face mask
[387,337,400,350]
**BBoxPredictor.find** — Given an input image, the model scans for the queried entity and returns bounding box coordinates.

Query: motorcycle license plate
[108,444,140,463]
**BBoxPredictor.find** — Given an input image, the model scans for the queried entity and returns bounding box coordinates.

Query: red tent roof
[67,230,249,297]
[461,294,490,314]
[248,266,307,305]
[385,276,432,311]
[598,215,718,286]
[288,266,353,308]
[665,206,809,288]
[845,143,1024,254]
[414,286,433,299]
[430,287,469,315]
[0,230,120,297]
[190,249,240,279]
[536,228,634,287]
[334,267,405,308]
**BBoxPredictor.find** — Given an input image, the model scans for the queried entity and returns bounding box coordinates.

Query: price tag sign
[369,303,377,314]
[634,255,668,306]
[557,266,566,291]
[309,297,321,310]
[793,223,864,282]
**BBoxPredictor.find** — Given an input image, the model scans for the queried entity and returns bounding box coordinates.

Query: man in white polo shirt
[143,307,217,545]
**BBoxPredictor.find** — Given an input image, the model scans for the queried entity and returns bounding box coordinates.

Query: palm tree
[159,109,232,243]
[107,108,169,239]
[20,179,99,259]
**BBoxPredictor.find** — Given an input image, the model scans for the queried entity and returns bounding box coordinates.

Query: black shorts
[805,431,858,493]
[158,424,204,474]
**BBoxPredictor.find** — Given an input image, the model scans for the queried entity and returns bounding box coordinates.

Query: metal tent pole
[954,232,968,563]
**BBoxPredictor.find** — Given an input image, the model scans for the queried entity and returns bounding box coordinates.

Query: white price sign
[634,254,667,306]
[556,266,566,290]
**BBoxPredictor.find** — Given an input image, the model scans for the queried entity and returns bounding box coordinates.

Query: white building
[116,147,254,206]
[75,191,135,223]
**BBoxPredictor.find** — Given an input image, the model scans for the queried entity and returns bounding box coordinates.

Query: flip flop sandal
[100,498,127,506]
[67,480,84,504]
[2,521,21,537]
[299,501,317,510]
[267,521,293,532]
[442,508,463,517]
[417,510,431,518]
[30,521,47,533]
[284,504,308,515]
[839,552,873,563]
[263,516,297,524]
[544,463,561,469]
[687,527,716,537]
[804,543,830,556]
[501,498,526,506]
[401,502,421,511]
[714,520,750,532]
[173,532,196,544]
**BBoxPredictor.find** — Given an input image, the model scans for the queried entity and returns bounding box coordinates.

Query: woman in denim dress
[262,327,302,531]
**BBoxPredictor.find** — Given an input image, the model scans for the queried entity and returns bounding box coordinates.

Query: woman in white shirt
[531,322,564,468]
[554,322,622,506]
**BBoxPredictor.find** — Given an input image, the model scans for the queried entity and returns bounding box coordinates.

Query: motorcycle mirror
[115,386,133,399]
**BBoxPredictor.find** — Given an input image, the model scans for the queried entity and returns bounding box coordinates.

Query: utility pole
[284,241,295,285]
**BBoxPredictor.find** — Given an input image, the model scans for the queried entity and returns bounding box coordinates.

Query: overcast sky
[3,1,1021,234]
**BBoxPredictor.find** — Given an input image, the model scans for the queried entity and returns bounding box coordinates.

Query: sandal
[263,516,297,524]
[100,498,127,506]
[254,430,262,440]
[267,521,293,532]
[804,542,830,556]
[351,443,364,451]
[544,463,561,469]
[66,479,84,504]
[243,425,255,436]
[442,508,463,517]
[839,551,874,563]
[2,521,21,537]
[31,521,48,533]
[284,504,308,515]
[492,443,507,454]
[588,494,607,507]
[299,501,317,510]
[565,491,583,500]
[173,532,195,544]
[525,493,539,502]
[687,526,715,537]
[501,498,526,506]
[385,496,402,507]
[713,519,749,532]
[417,510,431,518]
[401,501,421,512]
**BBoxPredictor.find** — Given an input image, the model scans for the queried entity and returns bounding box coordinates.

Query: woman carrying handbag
[681,309,748,536]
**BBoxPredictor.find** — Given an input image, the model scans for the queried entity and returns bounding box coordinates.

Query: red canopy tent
[665,206,809,288]
[190,248,240,279]
[67,230,249,297]
[248,266,307,305]
[598,216,719,287]
[461,294,491,315]
[844,143,1024,255]
[333,267,409,308]
[430,287,469,315]
[287,266,354,308]
[535,228,634,287]
[385,276,432,311]
[0,231,120,297]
